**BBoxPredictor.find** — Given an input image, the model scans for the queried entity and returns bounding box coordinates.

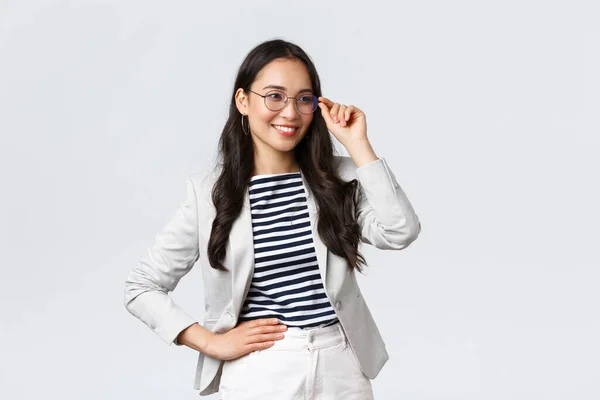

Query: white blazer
[124,156,421,396]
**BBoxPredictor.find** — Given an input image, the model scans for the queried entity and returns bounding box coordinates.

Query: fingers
[344,106,356,123]
[242,318,287,344]
[248,324,287,335]
[246,332,285,344]
[329,102,340,123]
[242,319,287,353]
[244,318,280,328]
[318,102,335,127]
[245,340,276,353]
[337,105,349,126]
[318,99,343,127]
[318,97,356,127]
[318,96,335,107]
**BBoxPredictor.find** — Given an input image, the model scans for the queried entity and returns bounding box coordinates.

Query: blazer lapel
[226,190,255,317]
[301,173,329,288]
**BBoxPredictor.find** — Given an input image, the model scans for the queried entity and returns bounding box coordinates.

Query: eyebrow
[262,85,313,94]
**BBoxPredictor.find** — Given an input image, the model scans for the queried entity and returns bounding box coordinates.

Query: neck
[252,147,300,176]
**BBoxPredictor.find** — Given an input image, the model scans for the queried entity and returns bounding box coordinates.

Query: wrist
[195,329,216,355]
[177,323,217,356]
[344,139,378,168]
[201,331,218,358]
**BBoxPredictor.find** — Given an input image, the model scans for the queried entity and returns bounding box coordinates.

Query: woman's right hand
[206,318,287,361]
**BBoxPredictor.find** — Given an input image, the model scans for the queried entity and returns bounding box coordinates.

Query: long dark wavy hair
[207,39,366,272]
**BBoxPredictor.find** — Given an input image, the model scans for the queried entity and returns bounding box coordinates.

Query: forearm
[354,156,421,249]
[176,323,216,355]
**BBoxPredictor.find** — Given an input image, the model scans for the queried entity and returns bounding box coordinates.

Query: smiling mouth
[273,125,298,135]
[273,125,298,132]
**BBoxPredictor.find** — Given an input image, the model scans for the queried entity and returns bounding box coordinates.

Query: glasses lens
[264,90,286,111]
[296,94,318,114]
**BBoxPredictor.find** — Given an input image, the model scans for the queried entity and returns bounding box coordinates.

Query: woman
[124,39,421,399]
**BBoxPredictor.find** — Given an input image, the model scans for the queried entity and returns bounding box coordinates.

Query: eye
[266,91,285,101]
[297,95,314,103]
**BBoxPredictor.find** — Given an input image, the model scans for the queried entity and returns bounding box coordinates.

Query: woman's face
[236,58,314,156]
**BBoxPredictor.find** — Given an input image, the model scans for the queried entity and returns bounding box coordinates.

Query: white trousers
[218,322,374,400]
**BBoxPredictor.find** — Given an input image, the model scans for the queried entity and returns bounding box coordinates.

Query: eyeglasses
[248,89,318,115]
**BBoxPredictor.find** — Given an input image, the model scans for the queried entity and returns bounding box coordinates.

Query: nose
[279,99,300,119]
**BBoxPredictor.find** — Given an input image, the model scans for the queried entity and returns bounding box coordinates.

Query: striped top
[238,171,339,329]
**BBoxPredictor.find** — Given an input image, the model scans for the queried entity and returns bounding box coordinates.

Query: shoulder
[188,168,219,189]
[186,165,221,206]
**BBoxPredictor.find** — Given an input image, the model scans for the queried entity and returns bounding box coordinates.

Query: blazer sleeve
[342,156,421,250]
[123,176,200,346]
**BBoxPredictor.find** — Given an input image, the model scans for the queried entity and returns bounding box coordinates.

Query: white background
[1,1,598,399]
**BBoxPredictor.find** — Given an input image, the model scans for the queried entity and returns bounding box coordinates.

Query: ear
[235,88,249,115]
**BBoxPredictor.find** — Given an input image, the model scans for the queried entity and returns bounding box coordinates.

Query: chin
[271,141,299,153]
[270,133,305,149]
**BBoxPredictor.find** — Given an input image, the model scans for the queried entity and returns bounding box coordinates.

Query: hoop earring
[241,114,249,136]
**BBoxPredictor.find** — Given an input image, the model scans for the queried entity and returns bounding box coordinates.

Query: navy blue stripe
[240,309,337,323]
[238,316,339,328]
[253,256,318,274]
[255,247,314,265]
[251,196,307,211]
[254,238,314,255]
[243,301,332,315]
[249,188,305,205]
[253,229,312,245]
[252,212,309,228]
[249,173,301,187]
[246,283,324,300]
[251,205,306,221]
[252,221,311,237]
[249,180,303,196]
[252,273,321,292]
[251,265,318,284]
[244,292,328,306]
[296,318,339,328]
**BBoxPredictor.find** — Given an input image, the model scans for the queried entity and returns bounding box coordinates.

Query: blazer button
[335,301,342,310]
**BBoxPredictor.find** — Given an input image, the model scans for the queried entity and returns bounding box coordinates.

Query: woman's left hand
[318,97,368,147]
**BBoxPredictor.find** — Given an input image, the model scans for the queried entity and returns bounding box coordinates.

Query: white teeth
[274,125,297,133]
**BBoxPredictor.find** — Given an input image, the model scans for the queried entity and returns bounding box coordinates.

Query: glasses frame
[248,89,318,115]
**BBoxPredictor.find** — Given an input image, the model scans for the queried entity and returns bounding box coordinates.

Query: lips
[272,124,298,136]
